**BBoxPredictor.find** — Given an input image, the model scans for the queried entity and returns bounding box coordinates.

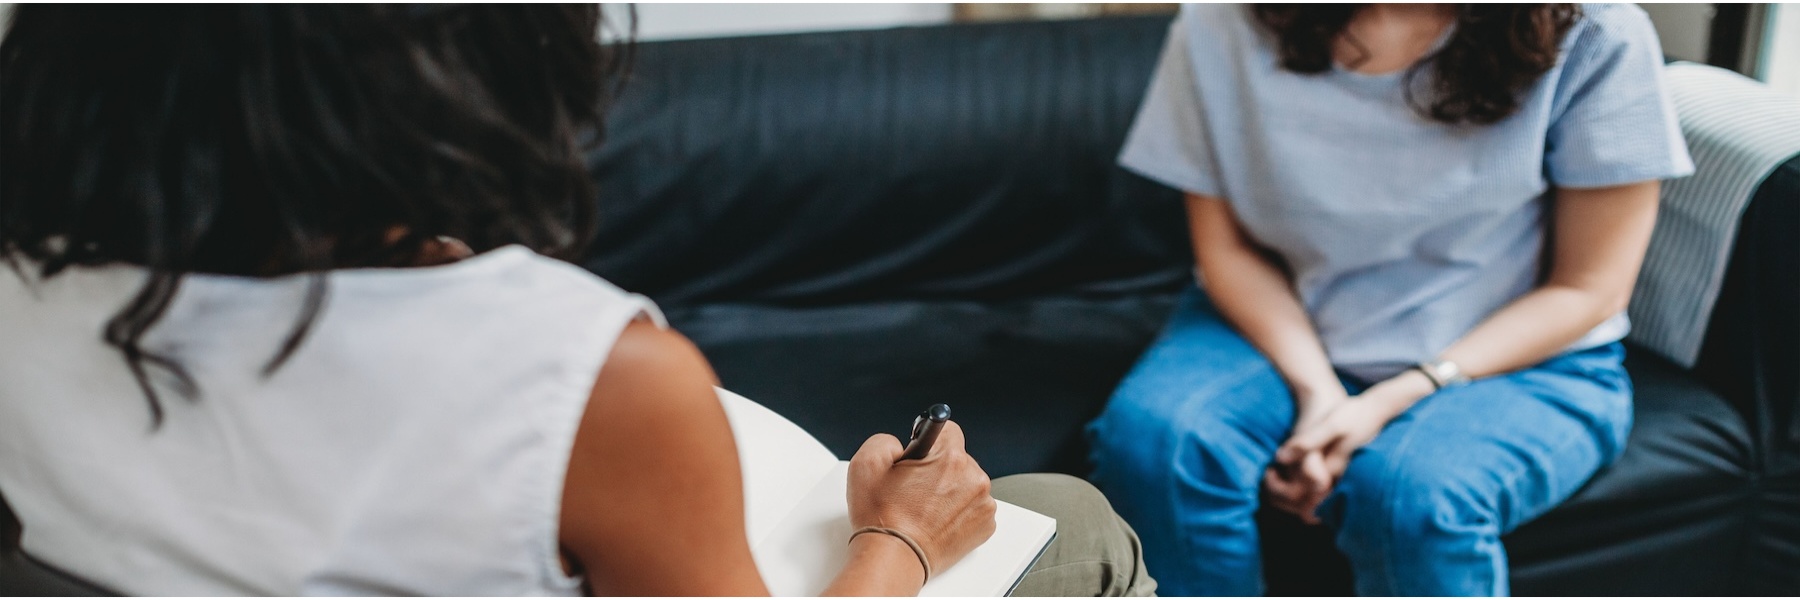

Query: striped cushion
[1628,63,1800,367]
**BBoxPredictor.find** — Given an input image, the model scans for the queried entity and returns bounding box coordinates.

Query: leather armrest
[1694,154,1800,462]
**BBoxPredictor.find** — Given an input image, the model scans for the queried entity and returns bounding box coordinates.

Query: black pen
[896,404,952,463]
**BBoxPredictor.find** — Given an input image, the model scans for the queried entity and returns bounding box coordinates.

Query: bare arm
[1277,182,1664,513]
[1189,193,1359,520]
[1343,181,1663,421]
[560,321,992,596]
[1187,194,1347,410]
[559,321,771,596]
[1439,182,1661,378]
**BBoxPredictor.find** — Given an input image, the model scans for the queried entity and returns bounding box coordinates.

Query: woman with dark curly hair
[0,5,1156,596]
[1088,3,1692,596]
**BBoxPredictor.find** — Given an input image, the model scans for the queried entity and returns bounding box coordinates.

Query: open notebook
[716,388,1057,596]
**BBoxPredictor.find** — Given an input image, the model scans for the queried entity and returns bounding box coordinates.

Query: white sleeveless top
[0,246,664,595]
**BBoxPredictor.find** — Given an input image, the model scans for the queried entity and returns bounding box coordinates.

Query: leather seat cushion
[670,295,1757,594]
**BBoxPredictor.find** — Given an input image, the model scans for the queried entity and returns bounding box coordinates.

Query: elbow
[1582,286,1633,322]
[1545,271,1636,322]
[1546,280,1635,325]
[1602,294,1637,327]
[1603,291,1633,317]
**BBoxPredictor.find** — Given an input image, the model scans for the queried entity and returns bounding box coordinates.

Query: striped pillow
[1628,62,1800,367]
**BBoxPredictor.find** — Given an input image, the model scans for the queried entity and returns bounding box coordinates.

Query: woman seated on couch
[0,5,1154,596]
[1088,3,1691,596]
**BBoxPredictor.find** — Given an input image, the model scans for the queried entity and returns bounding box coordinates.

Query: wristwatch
[1412,360,1470,390]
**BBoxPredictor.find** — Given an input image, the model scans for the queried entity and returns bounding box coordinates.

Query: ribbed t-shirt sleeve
[1544,5,1695,188]
[1117,8,1224,198]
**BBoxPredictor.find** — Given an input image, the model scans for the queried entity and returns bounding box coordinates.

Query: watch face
[1420,361,1460,389]
[1433,361,1468,386]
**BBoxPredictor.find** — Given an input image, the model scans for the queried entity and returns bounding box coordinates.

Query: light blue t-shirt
[1120,3,1694,382]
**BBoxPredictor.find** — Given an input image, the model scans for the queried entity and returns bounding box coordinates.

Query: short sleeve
[1544,5,1695,188]
[1117,8,1224,198]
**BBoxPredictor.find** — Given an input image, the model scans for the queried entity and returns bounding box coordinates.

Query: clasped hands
[1262,374,1432,524]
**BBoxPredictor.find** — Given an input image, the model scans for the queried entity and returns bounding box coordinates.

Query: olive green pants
[992,474,1157,597]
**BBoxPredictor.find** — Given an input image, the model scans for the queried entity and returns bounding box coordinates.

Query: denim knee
[1091,388,1274,501]
[1325,452,1504,587]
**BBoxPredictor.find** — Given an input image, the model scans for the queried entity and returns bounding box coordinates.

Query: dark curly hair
[1252,4,1581,126]
[1,5,633,426]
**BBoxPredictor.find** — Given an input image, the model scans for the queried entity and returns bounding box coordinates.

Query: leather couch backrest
[583,16,1192,307]
[583,18,1796,453]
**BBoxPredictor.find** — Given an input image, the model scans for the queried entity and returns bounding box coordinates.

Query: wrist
[849,528,928,590]
[1289,377,1349,407]
[1296,369,1353,396]
[1364,370,1435,415]
[1412,359,1471,390]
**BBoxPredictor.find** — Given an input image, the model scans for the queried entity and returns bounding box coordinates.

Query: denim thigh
[1087,287,1296,595]
[1317,343,1633,595]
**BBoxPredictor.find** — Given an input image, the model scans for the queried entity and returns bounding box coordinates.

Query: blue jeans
[1087,287,1632,596]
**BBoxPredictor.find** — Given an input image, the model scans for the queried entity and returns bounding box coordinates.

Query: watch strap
[1412,360,1468,390]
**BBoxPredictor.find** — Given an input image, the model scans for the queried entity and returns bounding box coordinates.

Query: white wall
[626,3,1730,65]
[624,3,952,42]
[1639,3,1714,63]
[0,4,951,44]
[1760,3,1800,98]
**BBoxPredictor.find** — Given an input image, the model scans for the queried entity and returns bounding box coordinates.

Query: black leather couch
[580,16,1798,596]
[3,15,1794,597]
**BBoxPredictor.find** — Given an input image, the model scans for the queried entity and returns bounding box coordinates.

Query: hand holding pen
[845,402,997,584]
[897,403,952,463]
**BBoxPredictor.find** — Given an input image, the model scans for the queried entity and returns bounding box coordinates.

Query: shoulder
[560,321,759,594]
[596,321,719,398]
[1177,2,1247,26]
[573,321,729,479]
[1174,3,1260,45]
[1154,3,1268,83]
[1562,4,1663,62]
[1540,3,1669,112]
[432,246,668,328]
[487,247,641,303]
[574,320,726,466]
[1574,3,1657,37]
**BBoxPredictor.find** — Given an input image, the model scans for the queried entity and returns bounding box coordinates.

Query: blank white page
[717,388,1057,596]
[717,388,840,545]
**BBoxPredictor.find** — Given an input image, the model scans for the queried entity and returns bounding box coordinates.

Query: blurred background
[607,3,1799,98]
[2,3,1794,98]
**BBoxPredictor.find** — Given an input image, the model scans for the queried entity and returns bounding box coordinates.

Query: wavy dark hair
[1252,4,1580,125]
[1,5,633,425]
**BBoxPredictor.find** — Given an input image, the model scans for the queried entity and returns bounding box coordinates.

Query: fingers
[1301,445,1357,516]
[1277,425,1333,465]
[1300,451,1332,491]
[1262,468,1301,507]
[854,432,905,465]
[1296,452,1333,520]
[1262,467,1313,522]
[932,420,967,456]
[1322,446,1354,485]
[1265,457,1332,525]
